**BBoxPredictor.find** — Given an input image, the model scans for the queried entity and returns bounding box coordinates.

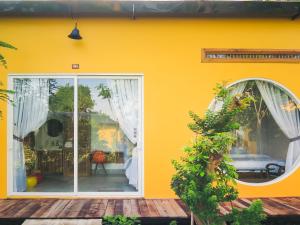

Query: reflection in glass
[230,80,300,183]
[78,79,139,192]
[13,78,74,192]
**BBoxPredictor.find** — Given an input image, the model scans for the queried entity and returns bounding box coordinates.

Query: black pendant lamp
[68,22,82,40]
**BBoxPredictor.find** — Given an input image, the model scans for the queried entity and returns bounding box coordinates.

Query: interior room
[13,77,140,193]
[228,80,298,183]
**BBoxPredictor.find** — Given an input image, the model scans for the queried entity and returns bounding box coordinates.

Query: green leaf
[0,54,8,68]
[0,41,17,50]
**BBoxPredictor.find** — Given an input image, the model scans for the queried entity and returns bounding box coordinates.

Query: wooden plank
[269,198,300,215]
[0,200,17,213]
[104,200,115,216]
[175,199,191,217]
[99,200,109,217]
[0,200,19,216]
[79,199,107,218]
[42,200,72,218]
[137,199,150,217]
[30,199,57,218]
[64,200,89,218]
[77,200,93,218]
[57,200,80,218]
[160,199,178,217]
[1,199,31,218]
[167,199,187,218]
[231,199,248,210]
[221,202,233,215]
[123,199,132,217]
[236,198,251,208]
[114,199,123,215]
[262,198,297,216]
[153,199,169,217]
[145,200,159,217]
[14,200,42,218]
[280,197,300,209]
[218,205,230,216]
[130,199,140,217]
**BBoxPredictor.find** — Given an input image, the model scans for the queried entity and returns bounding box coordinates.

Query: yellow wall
[1,18,300,199]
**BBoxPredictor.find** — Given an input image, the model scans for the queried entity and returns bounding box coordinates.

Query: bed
[230,154,285,172]
[229,148,285,177]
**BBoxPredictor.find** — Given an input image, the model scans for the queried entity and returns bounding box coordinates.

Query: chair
[89,151,107,175]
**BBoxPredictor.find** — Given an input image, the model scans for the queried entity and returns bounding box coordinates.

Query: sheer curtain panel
[13,79,49,192]
[108,79,139,189]
[256,80,300,172]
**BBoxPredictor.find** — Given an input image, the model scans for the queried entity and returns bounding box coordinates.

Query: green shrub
[171,83,266,225]
[103,215,141,225]
[225,199,266,225]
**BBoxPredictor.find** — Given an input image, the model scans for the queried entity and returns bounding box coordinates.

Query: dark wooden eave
[0,1,300,18]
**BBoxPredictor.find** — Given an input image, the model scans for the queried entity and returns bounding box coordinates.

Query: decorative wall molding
[202,49,300,63]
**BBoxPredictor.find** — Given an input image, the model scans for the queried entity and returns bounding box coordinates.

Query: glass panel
[12,78,74,192]
[78,78,139,192]
[230,80,294,183]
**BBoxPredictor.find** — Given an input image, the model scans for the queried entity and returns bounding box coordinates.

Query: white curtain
[256,80,300,172]
[209,82,247,112]
[108,79,139,189]
[123,147,139,188]
[13,79,49,192]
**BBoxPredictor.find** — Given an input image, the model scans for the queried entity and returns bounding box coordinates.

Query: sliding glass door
[9,75,142,195]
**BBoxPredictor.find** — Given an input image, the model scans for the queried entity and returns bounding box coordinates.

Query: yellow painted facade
[1,18,300,199]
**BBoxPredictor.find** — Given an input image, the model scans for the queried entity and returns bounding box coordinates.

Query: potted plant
[24,144,38,189]
[171,83,266,225]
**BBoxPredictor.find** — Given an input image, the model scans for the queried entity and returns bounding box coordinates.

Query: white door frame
[7,73,144,197]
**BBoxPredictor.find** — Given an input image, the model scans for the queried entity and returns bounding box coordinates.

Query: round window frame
[209,77,300,186]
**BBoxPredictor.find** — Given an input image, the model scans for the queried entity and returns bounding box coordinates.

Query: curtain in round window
[256,80,300,172]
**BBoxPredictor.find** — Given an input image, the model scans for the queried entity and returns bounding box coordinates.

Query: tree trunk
[256,120,263,154]
[207,154,223,174]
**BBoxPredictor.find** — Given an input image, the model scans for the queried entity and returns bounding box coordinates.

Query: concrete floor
[28,174,137,192]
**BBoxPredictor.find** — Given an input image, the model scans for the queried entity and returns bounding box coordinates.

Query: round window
[225,79,300,184]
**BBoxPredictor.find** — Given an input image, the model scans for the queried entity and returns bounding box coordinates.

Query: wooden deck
[220,197,300,217]
[0,197,300,220]
[0,199,189,219]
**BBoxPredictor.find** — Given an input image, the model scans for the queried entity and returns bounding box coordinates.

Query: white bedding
[230,154,285,171]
